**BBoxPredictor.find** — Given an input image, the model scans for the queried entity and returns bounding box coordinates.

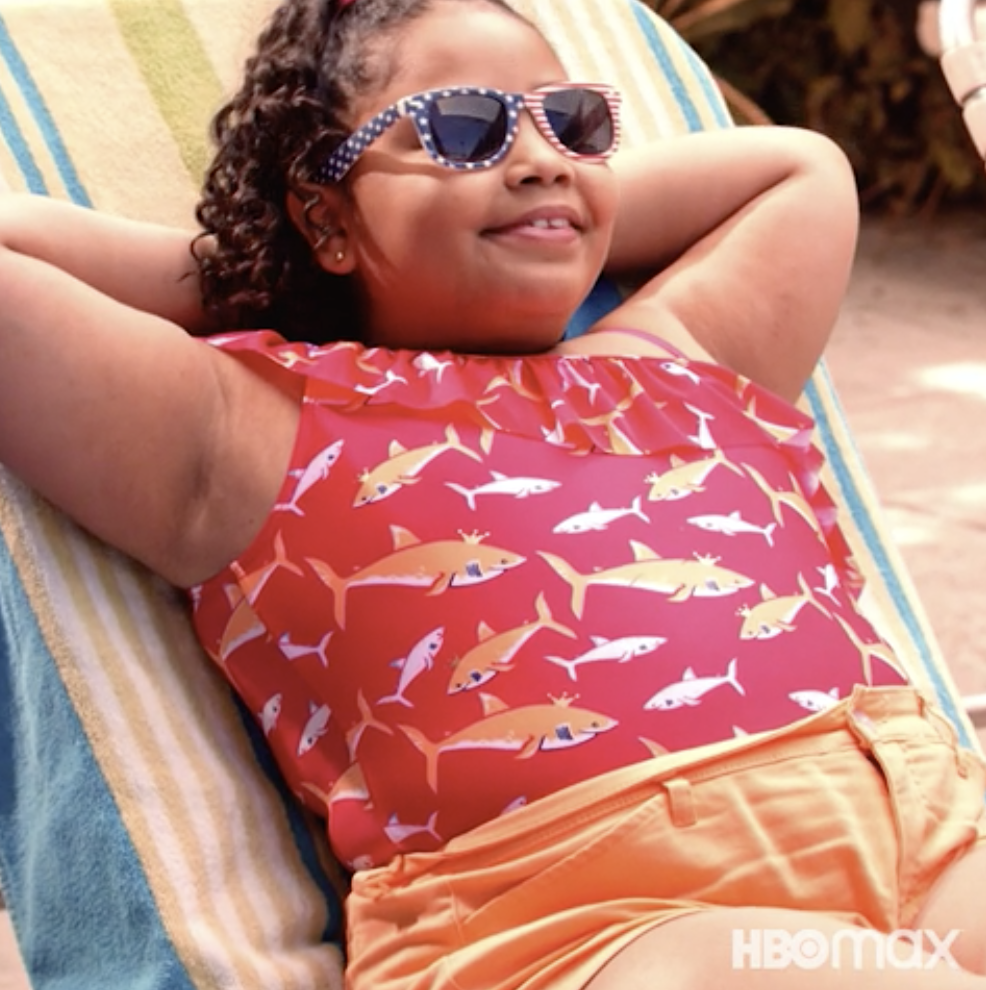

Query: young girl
[2,0,986,987]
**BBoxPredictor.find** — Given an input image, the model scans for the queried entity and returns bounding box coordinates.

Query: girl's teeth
[528,218,570,229]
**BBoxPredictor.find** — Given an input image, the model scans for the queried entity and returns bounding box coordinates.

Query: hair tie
[339,0,357,7]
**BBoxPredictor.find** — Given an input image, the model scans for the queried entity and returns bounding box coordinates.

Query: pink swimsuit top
[190,330,907,870]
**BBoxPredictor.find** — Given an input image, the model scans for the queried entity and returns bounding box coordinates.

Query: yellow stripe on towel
[0,473,343,990]
[0,0,196,221]
[108,0,222,187]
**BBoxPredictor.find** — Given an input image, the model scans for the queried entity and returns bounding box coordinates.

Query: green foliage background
[645,0,986,214]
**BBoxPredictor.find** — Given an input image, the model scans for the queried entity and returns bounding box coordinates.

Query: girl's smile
[482,205,585,245]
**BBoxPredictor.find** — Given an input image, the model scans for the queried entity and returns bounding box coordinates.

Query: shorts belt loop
[662,778,697,828]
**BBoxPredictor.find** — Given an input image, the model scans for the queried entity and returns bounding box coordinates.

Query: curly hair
[193,0,523,344]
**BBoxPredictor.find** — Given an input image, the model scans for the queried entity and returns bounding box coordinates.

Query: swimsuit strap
[602,327,689,359]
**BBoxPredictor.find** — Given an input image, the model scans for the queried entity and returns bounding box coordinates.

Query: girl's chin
[476,317,570,355]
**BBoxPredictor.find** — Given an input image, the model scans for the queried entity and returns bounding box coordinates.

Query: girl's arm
[0,196,297,587]
[594,126,859,402]
[0,194,216,334]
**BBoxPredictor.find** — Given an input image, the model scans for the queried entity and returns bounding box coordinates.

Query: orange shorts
[345,686,986,990]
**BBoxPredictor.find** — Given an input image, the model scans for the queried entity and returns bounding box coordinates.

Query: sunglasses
[317,83,622,183]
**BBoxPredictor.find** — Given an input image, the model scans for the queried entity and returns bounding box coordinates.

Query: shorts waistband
[435,685,947,859]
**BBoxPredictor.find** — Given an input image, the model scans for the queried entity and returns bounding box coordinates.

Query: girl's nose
[502,113,575,186]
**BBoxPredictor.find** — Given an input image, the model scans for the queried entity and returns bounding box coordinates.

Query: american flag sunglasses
[317,83,622,183]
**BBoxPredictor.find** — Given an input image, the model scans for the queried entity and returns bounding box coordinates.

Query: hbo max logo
[732,928,962,971]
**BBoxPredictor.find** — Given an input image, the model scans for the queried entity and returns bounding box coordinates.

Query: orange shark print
[269,346,319,370]
[220,531,304,660]
[311,763,372,808]
[736,573,831,640]
[301,764,373,812]
[644,449,743,502]
[638,736,670,758]
[742,463,826,540]
[236,531,304,603]
[307,527,526,628]
[446,592,577,693]
[540,541,755,619]
[743,395,806,445]
[400,692,618,791]
[478,360,544,405]
[834,613,905,684]
[353,424,482,507]
[217,584,266,662]
[346,690,394,758]
[581,377,648,455]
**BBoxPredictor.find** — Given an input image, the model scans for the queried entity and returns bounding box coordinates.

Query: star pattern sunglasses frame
[317,83,622,183]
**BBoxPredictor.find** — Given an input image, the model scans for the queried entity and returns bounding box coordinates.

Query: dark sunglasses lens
[543,89,613,154]
[428,94,508,163]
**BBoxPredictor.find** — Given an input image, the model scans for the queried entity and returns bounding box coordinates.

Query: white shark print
[644,659,744,710]
[553,495,650,534]
[258,693,282,736]
[383,811,442,846]
[687,510,777,546]
[297,702,331,756]
[660,360,701,385]
[446,471,560,511]
[378,627,445,707]
[545,635,666,681]
[790,687,840,713]
[558,358,603,404]
[685,403,716,450]
[276,439,345,516]
[354,368,408,396]
[278,631,333,667]
[413,352,453,383]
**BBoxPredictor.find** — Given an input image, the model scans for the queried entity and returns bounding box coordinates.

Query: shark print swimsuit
[190,330,908,871]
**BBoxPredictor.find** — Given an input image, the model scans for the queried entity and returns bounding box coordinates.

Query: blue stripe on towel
[0,13,90,205]
[630,2,703,133]
[682,43,732,128]
[0,539,194,990]
[804,371,973,749]
[0,64,45,194]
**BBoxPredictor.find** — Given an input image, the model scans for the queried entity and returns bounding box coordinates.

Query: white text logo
[731,928,962,971]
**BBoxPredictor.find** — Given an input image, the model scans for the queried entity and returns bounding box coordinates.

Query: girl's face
[337,1,619,354]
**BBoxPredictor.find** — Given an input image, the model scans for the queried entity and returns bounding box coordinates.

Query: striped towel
[0,1,976,988]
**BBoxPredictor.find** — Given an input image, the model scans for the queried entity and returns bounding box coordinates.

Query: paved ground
[2,211,986,986]
[825,209,986,749]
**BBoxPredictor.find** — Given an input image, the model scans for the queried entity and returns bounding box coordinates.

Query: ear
[286,181,358,276]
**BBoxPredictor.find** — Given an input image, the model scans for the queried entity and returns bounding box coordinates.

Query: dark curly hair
[193,0,524,344]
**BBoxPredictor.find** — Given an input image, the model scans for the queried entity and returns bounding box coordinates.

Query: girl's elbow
[791,130,860,229]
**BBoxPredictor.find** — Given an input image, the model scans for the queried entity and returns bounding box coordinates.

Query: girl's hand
[0,194,217,334]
